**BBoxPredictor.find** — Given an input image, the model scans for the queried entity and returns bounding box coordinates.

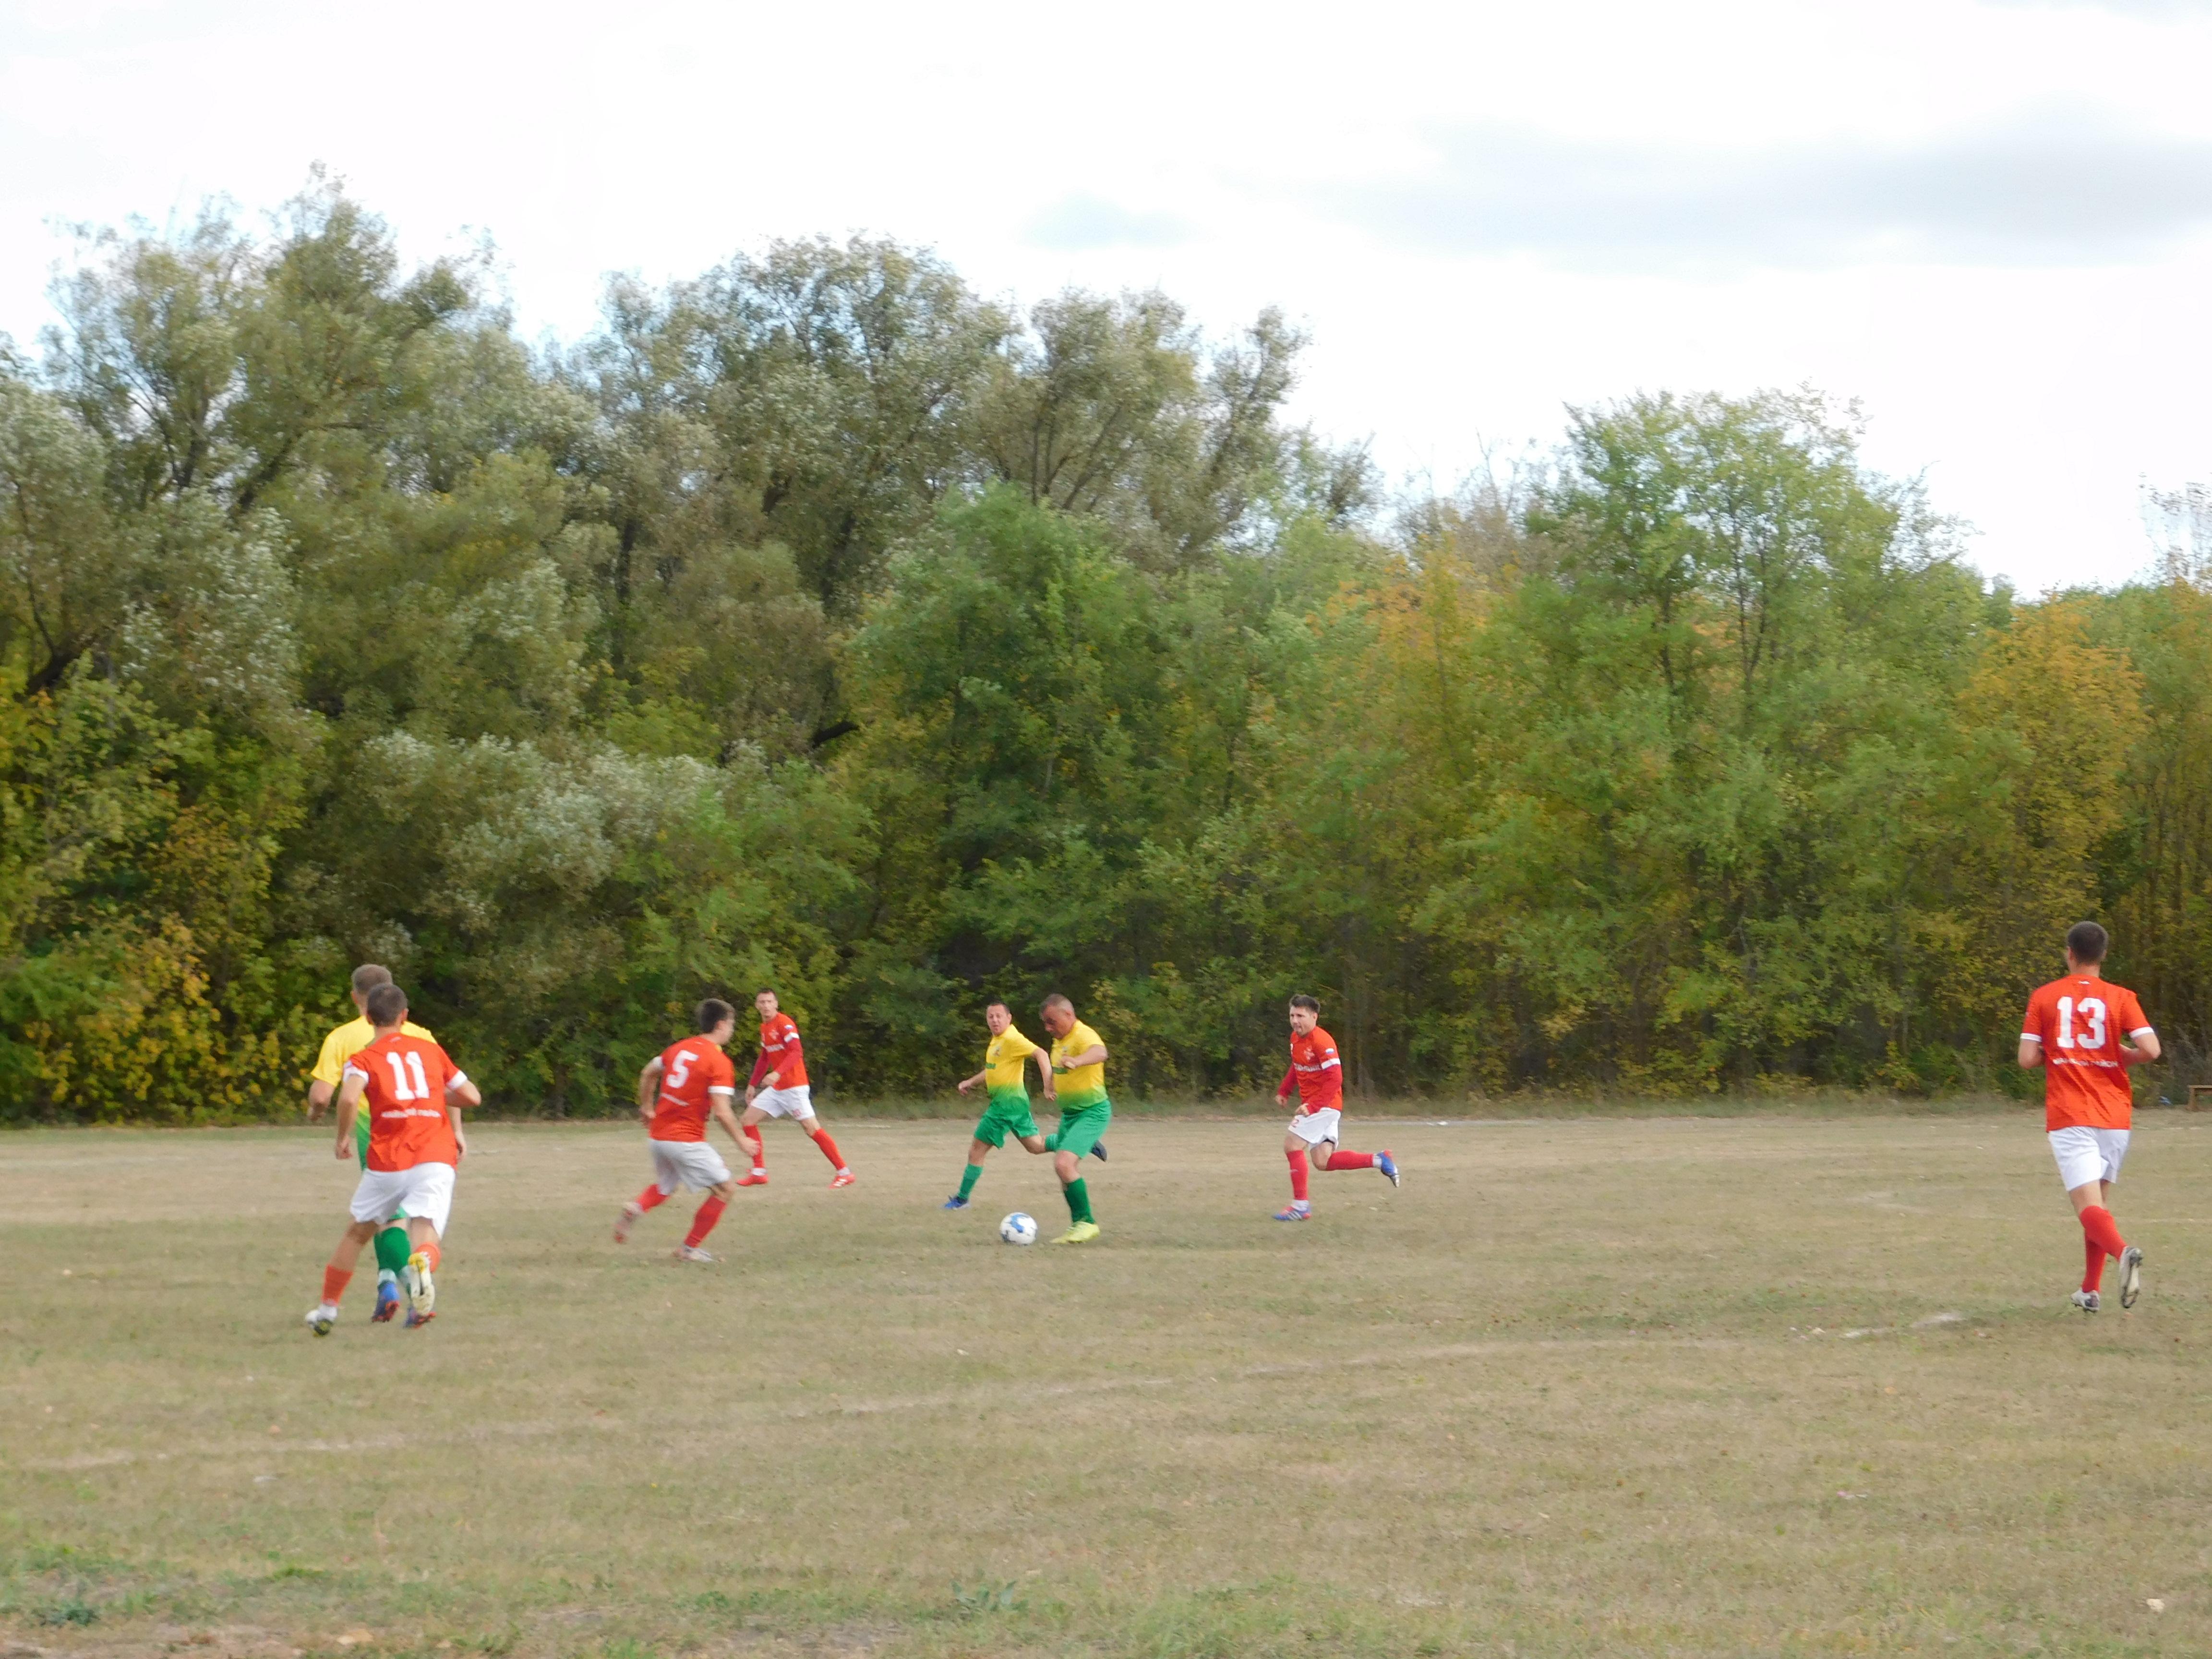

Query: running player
[305,964,437,1321]
[2019,921,2159,1312]
[1274,994,1399,1220]
[1039,993,1109,1243]
[305,984,479,1334]
[616,998,747,1261]
[943,998,1056,1209]
[738,990,854,1187]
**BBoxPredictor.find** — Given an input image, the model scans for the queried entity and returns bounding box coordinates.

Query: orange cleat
[829,1170,856,1189]
[737,1171,768,1187]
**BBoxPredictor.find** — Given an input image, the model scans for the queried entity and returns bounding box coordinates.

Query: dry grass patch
[4,1112,2210,1656]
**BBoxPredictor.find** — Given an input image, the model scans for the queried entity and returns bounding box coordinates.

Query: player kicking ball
[737,989,854,1187]
[1274,994,1398,1220]
[617,998,748,1262]
[305,984,479,1334]
[944,998,1057,1209]
[1039,994,1110,1243]
[2019,921,2158,1313]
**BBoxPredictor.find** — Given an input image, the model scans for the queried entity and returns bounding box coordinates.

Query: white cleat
[2070,1288,2101,1314]
[405,1251,436,1321]
[614,1200,644,1243]
[2119,1246,2145,1309]
[674,1244,717,1263]
[305,1303,337,1336]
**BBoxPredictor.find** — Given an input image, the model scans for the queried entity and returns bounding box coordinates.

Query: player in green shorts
[307,964,437,1320]
[1039,993,1111,1244]
[942,998,1056,1209]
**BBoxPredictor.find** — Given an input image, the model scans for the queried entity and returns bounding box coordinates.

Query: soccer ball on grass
[998,1212,1037,1246]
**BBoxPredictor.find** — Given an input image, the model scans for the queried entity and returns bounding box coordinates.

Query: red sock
[321,1265,352,1305]
[2080,1204,2126,1264]
[1287,1147,1310,1200]
[634,1184,670,1211]
[744,1133,764,1169]
[810,1128,845,1169]
[416,1239,442,1272]
[1324,1149,1375,1172]
[685,1196,727,1248]
[2083,1235,2107,1294]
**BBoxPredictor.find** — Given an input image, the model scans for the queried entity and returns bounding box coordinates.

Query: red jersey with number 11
[343,1033,467,1170]
[2020,974,2151,1132]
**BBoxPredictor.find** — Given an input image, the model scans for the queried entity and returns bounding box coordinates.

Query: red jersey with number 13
[343,1033,467,1170]
[2020,974,2151,1132]
[653,1037,736,1142]
[753,1012,807,1089]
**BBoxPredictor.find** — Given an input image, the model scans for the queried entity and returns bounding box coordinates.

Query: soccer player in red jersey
[2019,921,2159,1312]
[738,989,854,1187]
[305,984,480,1334]
[617,998,749,1261]
[1273,994,1399,1220]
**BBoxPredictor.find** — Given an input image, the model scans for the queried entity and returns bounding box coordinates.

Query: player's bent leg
[737,1111,768,1184]
[1282,1133,1312,1219]
[948,1136,994,1208]
[403,1216,442,1328]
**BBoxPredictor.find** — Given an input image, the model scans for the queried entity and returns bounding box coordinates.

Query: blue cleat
[942,1194,970,1210]
[1376,1150,1401,1188]
[371,1277,401,1322]
[1273,1206,1310,1221]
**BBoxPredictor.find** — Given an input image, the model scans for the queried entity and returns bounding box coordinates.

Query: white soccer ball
[998,1212,1038,1246]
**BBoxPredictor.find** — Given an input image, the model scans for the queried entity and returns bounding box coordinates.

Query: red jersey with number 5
[2021,974,2151,1131]
[653,1037,736,1142]
[343,1033,467,1170]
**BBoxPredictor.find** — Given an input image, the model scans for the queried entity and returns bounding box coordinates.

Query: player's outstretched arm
[332,1074,365,1160]
[957,1068,987,1094]
[637,1057,663,1126]
[1057,1042,1107,1071]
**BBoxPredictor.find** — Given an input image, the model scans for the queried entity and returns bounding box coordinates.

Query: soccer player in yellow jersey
[306,964,436,1322]
[1039,993,1110,1244]
[942,998,1056,1210]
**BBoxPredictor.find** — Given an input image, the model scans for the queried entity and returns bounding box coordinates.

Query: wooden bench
[2189,1085,2212,1112]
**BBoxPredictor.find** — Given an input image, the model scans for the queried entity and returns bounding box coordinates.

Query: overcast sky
[5,0,2211,593]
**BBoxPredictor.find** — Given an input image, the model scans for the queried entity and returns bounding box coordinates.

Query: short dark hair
[985,998,1010,1013]
[364,983,409,1027]
[351,963,393,998]
[1289,994,1321,1013]
[697,998,735,1034]
[2067,921,2110,965]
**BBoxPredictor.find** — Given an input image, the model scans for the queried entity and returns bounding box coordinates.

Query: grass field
[5,1110,2211,1658]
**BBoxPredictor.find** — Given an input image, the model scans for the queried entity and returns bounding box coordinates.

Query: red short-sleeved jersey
[343,1033,467,1170]
[1283,1025,1343,1112]
[2021,974,2152,1131]
[752,1012,807,1088]
[652,1036,736,1142]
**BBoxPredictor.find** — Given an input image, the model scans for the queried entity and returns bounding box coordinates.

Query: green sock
[373,1225,411,1276]
[958,1163,984,1201]
[1064,1178,1091,1224]
[1043,1129,1060,1153]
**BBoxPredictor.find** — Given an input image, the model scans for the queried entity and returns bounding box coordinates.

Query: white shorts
[349,1162,455,1236]
[650,1138,732,1194]
[750,1084,815,1120]
[2049,1126,2130,1191]
[1287,1106,1342,1148]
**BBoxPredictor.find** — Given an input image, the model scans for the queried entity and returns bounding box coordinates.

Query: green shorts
[1048,1099,1112,1159]
[973,1089,1039,1149]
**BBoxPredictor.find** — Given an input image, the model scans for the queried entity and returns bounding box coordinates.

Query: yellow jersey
[984,1026,1042,1094]
[311,1015,434,1101]
[1051,1020,1108,1110]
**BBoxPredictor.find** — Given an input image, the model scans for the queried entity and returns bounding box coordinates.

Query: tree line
[3,179,2204,1120]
